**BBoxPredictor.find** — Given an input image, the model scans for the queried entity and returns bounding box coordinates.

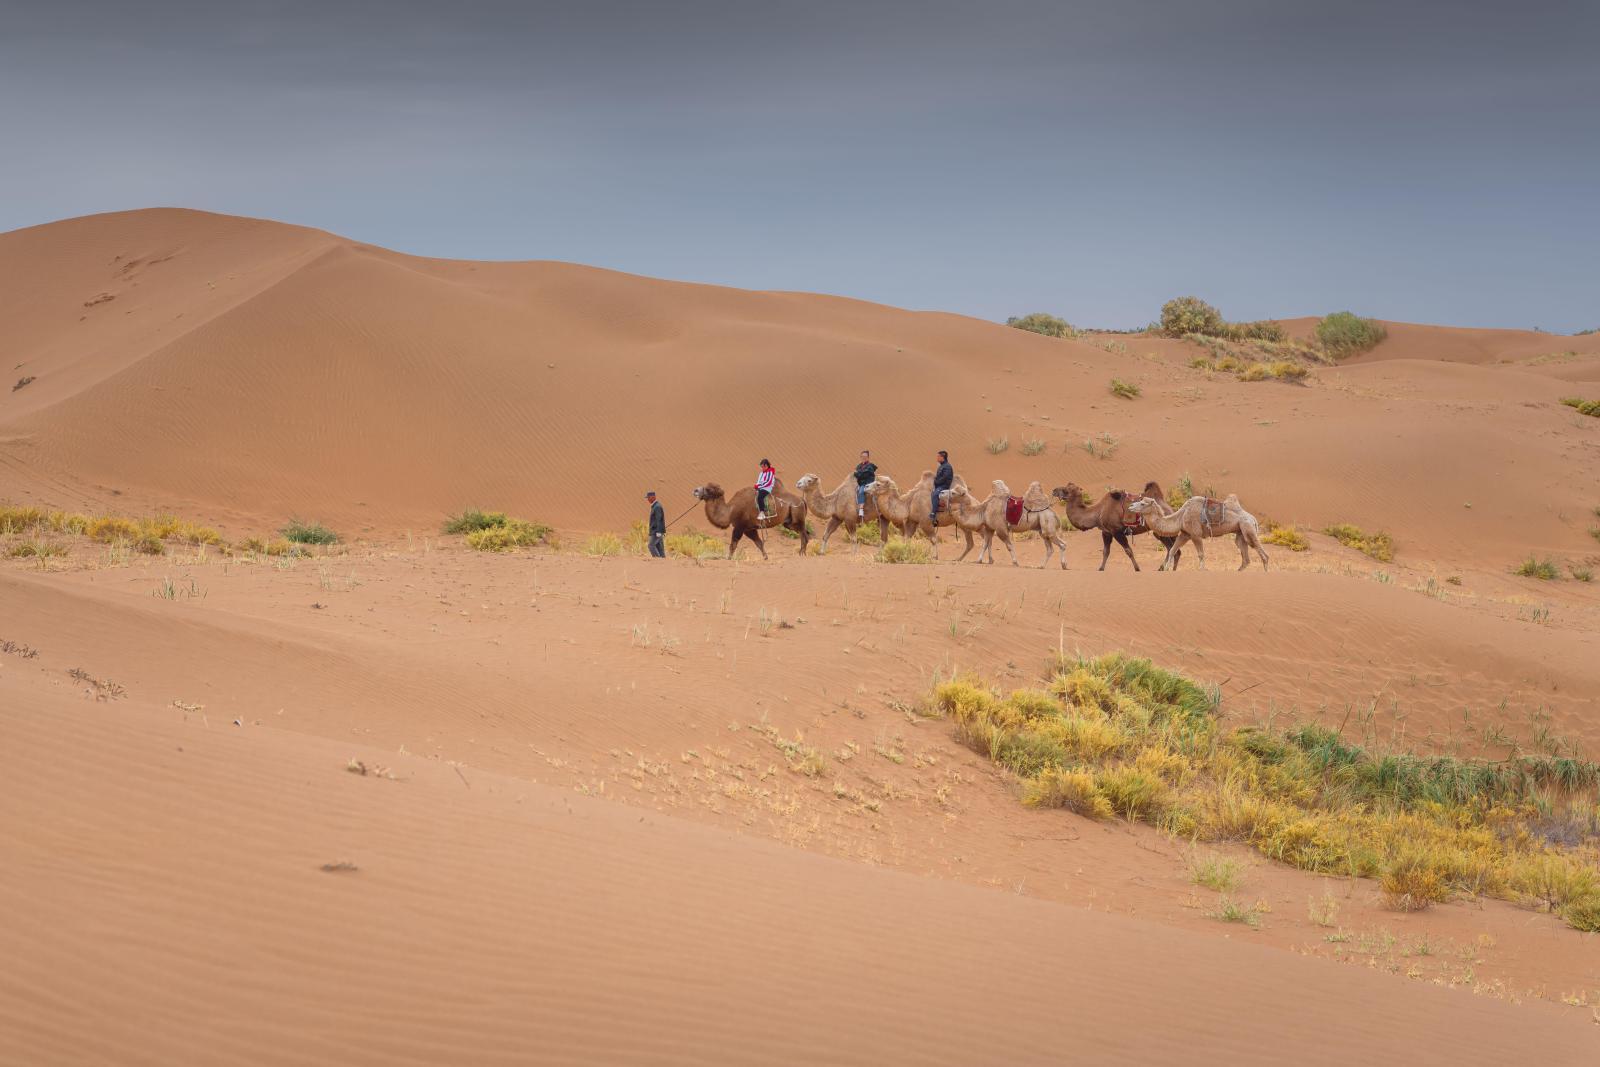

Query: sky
[3,0,1597,331]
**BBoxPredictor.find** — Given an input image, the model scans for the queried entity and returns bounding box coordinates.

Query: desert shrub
[1381,851,1451,911]
[1006,312,1076,338]
[1315,312,1388,358]
[1324,523,1394,562]
[466,518,552,551]
[1240,363,1271,382]
[1159,296,1224,338]
[131,534,165,555]
[1020,437,1047,456]
[1514,557,1560,581]
[987,436,1010,454]
[1189,853,1242,892]
[665,526,724,558]
[1109,378,1141,399]
[1220,320,1287,342]
[1167,475,1195,509]
[1572,566,1593,583]
[1023,769,1113,818]
[878,537,933,564]
[8,540,67,559]
[1262,523,1309,551]
[1560,396,1600,417]
[1240,361,1308,383]
[1189,357,1216,371]
[282,519,338,545]
[1215,356,1241,372]
[87,517,138,542]
[926,653,1600,932]
[852,521,883,547]
[584,533,623,557]
[443,509,507,535]
[1564,897,1600,931]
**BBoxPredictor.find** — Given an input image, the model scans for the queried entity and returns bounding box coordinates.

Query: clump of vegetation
[1315,312,1388,358]
[1572,566,1593,583]
[1262,522,1309,552]
[240,537,299,557]
[1082,433,1120,460]
[1514,557,1560,581]
[442,509,508,534]
[1020,437,1047,456]
[987,436,1010,454]
[584,533,623,557]
[282,519,339,546]
[851,522,883,547]
[8,539,68,559]
[1158,296,1285,342]
[1006,312,1077,339]
[877,537,934,564]
[466,518,552,551]
[928,653,1600,930]
[1189,853,1242,892]
[1560,396,1600,417]
[1209,897,1260,927]
[1241,361,1308,383]
[1109,378,1141,399]
[1324,523,1394,562]
[1,505,222,551]
[666,526,725,558]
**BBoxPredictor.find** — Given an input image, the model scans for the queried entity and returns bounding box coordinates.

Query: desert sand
[4,209,1599,1063]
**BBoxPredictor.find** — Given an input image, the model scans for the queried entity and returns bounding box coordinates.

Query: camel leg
[820,516,842,555]
[793,517,809,555]
[742,527,767,561]
[1246,527,1270,571]
[1235,530,1250,571]
[1056,532,1068,569]
[877,516,890,543]
[1114,530,1140,571]
[1098,531,1113,571]
[957,529,977,563]
[1192,533,1206,570]
[1165,537,1183,571]
[1001,529,1019,566]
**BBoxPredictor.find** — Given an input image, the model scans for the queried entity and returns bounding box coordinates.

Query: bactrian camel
[1127,493,1269,571]
[1053,481,1182,571]
[945,481,1019,565]
[867,472,971,558]
[794,473,889,554]
[691,479,809,560]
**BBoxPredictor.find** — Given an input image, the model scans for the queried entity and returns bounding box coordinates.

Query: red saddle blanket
[1122,511,1147,533]
[1006,496,1024,526]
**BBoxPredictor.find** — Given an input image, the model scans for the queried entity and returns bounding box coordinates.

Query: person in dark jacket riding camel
[853,450,877,519]
[930,450,954,523]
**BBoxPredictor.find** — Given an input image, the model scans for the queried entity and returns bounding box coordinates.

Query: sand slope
[3,210,1598,566]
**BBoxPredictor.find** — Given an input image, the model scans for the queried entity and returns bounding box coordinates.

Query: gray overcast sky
[3,0,1596,330]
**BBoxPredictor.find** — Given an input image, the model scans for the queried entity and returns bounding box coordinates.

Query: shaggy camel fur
[794,473,889,554]
[1128,493,1269,571]
[692,479,809,559]
[1053,482,1182,571]
[867,472,970,554]
[945,481,1019,565]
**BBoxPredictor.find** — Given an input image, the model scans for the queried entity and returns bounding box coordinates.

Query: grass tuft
[1262,522,1309,552]
[282,519,338,546]
[1514,557,1560,581]
[1020,437,1047,457]
[1189,853,1242,892]
[986,436,1010,454]
[877,537,934,565]
[466,518,552,552]
[1324,523,1394,562]
[584,533,623,557]
[1109,378,1141,399]
[1559,397,1600,417]
[442,509,507,534]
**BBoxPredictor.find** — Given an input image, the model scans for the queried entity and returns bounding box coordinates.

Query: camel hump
[1109,489,1125,501]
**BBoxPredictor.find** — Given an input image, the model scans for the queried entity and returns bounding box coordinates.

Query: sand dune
[5,208,1600,1062]
[3,210,1598,564]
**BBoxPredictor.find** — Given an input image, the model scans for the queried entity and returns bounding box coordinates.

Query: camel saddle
[1122,510,1147,534]
[1006,496,1024,527]
[1202,497,1227,528]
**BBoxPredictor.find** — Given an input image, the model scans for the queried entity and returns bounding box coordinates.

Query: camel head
[1052,483,1084,505]
[1127,496,1157,515]
[693,483,724,503]
[795,473,818,491]
[867,476,898,497]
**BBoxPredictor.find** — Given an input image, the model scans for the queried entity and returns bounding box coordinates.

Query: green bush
[443,509,507,534]
[1316,312,1388,358]
[1514,557,1560,581]
[1006,312,1076,338]
[282,519,338,545]
[1560,397,1600,417]
[878,537,934,564]
[1324,523,1394,562]
[1159,296,1224,337]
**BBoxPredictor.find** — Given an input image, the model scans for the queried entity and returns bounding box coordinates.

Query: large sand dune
[5,209,1600,1062]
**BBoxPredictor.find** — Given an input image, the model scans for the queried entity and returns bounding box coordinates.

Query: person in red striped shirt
[755,459,777,520]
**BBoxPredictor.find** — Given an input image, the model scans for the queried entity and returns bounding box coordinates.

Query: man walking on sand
[853,450,877,520]
[646,491,666,558]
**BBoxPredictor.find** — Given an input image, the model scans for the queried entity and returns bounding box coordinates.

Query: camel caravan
[690,458,1270,572]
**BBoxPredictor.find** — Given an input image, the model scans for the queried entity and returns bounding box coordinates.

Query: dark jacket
[649,500,666,536]
[933,461,954,492]
[853,461,878,486]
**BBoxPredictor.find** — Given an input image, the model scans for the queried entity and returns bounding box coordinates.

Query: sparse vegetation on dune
[1005,312,1077,338]
[986,435,1010,454]
[1109,378,1140,399]
[1560,396,1600,417]
[1240,361,1308,383]
[465,518,552,552]
[1158,296,1285,343]
[1514,557,1560,581]
[2,504,232,560]
[1316,312,1388,358]
[282,519,339,546]
[1324,523,1394,562]
[877,536,933,564]
[442,509,508,534]
[584,533,623,557]
[1262,522,1309,552]
[1020,437,1047,456]
[930,653,1600,929]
